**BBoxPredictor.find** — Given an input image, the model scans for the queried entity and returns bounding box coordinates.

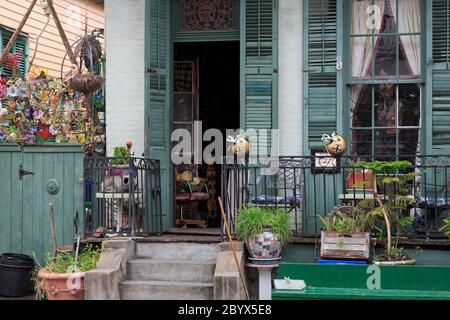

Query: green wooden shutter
[1,30,27,78]
[304,0,339,151]
[241,0,278,154]
[431,0,450,150]
[145,0,170,232]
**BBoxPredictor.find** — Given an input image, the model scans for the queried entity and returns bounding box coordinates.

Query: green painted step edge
[277,263,450,292]
[272,287,450,300]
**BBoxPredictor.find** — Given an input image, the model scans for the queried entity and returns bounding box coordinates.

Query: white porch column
[278,0,303,156]
[105,0,146,157]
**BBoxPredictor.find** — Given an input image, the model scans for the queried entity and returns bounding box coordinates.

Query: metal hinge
[19,165,34,179]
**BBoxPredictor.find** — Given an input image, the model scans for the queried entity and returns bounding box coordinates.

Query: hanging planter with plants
[235,207,293,265]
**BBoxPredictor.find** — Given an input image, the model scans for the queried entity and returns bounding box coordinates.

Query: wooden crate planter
[320,231,370,260]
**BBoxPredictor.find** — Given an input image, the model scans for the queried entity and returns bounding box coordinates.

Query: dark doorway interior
[173,41,240,228]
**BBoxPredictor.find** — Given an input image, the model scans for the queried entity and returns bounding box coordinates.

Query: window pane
[351,0,372,35]
[399,84,420,126]
[399,129,420,155]
[351,36,373,78]
[351,85,372,127]
[399,35,421,77]
[375,35,397,78]
[352,129,372,156]
[374,129,397,158]
[381,0,397,34]
[397,0,421,33]
[375,84,396,127]
[173,93,193,122]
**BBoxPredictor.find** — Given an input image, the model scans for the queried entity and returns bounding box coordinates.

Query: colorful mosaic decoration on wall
[0,70,94,146]
[182,0,233,32]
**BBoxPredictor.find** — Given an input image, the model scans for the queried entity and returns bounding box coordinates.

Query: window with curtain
[349,0,422,159]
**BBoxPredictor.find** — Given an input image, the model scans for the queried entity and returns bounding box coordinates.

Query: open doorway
[173,41,240,229]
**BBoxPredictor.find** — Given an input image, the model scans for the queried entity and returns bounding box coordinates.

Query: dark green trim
[172,30,240,42]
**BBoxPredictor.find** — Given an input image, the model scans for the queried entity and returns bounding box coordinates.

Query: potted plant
[103,144,133,193]
[355,160,418,265]
[235,207,293,264]
[33,244,102,300]
[319,206,373,260]
[345,158,374,190]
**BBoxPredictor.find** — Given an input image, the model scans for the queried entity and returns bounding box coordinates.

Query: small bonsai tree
[354,160,418,259]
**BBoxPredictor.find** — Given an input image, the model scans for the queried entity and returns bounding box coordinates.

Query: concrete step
[136,242,219,262]
[127,259,216,282]
[120,280,214,300]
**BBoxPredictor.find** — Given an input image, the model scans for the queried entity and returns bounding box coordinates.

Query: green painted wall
[0,144,84,264]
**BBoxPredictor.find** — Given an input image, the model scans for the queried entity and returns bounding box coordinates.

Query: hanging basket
[68,74,104,94]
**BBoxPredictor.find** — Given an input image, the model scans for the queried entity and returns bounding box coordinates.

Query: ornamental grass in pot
[33,244,102,300]
[235,207,293,264]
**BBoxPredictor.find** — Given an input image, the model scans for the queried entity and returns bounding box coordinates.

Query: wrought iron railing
[221,155,450,240]
[83,157,162,237]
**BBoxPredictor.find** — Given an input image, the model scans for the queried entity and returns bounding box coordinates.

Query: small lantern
[321,132,347,156]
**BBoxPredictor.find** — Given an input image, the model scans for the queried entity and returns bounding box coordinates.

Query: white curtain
[351,0,385,79]
[350,0,385,122]
[390,0,421,76]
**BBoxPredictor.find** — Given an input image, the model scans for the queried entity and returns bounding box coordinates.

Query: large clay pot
[38,269,85,300]
[246,228,281,265]
[347,171,374,189]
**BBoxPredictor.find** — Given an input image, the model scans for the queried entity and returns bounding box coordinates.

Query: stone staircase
[119,242,220,300]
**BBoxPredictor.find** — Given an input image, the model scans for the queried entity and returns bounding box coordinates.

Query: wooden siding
[0,0,104,77]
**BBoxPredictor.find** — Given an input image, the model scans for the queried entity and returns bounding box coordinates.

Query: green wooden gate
[0,144,84,263]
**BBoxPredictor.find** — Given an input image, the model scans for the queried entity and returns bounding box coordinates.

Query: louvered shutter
[431,0,450,150]
[304,0,338,150]
[1,31,27,78]
[241,0,277,154]
[145,0,169,232]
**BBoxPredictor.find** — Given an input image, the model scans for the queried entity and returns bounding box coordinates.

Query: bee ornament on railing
[321,132,347,157]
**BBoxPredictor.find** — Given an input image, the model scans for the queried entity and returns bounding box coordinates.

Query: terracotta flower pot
[347,171,374,189]
[38,269,85,300]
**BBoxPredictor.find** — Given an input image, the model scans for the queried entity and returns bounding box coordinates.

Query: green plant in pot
[235,207,293,264]
[33,244,102,300]
[319,206,374,260]
[354,160,418,265]
[103,144,134,193]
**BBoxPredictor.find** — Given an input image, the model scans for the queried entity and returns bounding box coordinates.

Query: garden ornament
[227,134,250,157]
[321,132,347,156]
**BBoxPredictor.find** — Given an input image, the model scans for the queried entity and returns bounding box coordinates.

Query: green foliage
[111,146,130,165]
[320,211,372,234]
[355,160,418,259]
[440,219,450,238]
[357,160,412,174]
[235,207,293,248]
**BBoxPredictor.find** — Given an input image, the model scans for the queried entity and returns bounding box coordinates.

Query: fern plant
[354,160,418,258]
[440,219,450,238]
[111,146,130,165]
